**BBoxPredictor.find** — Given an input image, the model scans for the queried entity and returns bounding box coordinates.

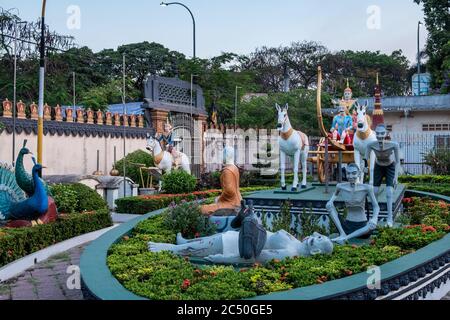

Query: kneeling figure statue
[327,163,380,244]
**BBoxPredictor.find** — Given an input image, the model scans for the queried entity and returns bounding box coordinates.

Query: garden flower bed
[105,197,450,300]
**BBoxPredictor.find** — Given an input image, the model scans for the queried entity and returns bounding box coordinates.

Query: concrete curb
[0,224,119,282]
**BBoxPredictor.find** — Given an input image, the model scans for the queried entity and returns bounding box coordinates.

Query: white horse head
[146,134,159,153]
[355,101,370,132]
[276,103,290,132]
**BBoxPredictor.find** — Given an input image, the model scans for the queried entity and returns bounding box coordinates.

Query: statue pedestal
[273,186,316,195]
[5,197,58,229]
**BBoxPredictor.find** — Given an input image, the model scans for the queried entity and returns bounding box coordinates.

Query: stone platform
[244,183,406,222]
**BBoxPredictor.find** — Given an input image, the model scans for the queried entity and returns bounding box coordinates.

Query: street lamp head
[160,2,168,7]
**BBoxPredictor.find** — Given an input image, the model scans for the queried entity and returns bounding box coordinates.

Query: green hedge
[406,184,450,197]
[399,175,450,184]
[0,210,112,268]
[115,186,274,215]
[115,191,222,215]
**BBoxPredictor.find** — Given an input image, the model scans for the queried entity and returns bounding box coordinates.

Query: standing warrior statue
[332,79,357,113]
[365,124,400,227]
[326,164,380,244]
[276,103,310,191]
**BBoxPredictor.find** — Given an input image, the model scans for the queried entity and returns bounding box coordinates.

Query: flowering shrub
[163,201,216,239]
[402,197,450,226]
[374,225,446,251]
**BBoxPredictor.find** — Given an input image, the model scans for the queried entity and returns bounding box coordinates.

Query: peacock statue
[15,140,51,197]
[0,158,49,221]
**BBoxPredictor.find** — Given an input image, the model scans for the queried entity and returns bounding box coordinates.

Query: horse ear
[364,100,369,109]
[284,103,289,111]
[275,103,281,112]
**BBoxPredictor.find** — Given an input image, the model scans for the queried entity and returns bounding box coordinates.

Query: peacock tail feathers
[0,163,26,220]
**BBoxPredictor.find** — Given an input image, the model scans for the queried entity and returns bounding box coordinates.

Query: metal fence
[391,133,450,175]
[199,130,449,177]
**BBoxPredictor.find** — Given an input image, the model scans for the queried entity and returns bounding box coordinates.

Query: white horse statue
[276,103,310,191]
[353,101,377,184]
[146,135,191,174]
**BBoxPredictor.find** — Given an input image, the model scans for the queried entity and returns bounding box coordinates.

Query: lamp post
[160,2,196,59]
[190,74,198,117]
[122,54,127,197]
[234,86,242,130]
[37,0,47,170]
[417,21,422,96]
[12,20,26,166]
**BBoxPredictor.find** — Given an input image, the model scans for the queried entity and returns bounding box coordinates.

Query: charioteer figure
[365,124,400,228]
[331,79,357,145]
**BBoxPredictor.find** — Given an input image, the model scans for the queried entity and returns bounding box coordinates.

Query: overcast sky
[3,0,427,64]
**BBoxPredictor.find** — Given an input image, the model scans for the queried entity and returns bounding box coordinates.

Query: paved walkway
[0,245,85,300]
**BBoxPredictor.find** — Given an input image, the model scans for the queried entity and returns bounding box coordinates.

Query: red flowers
[402,198,413,204]
[316,275,328,284]
[181,279,191,290]
[405,224,437,233]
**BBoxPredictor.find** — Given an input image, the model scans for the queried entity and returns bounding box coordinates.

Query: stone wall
[0,100,153,176]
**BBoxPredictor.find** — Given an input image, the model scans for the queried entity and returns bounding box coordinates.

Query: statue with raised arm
[326,163,380,244]
[149,201,334,265]
[365,124,400,227]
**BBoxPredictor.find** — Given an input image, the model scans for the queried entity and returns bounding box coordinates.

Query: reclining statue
[326,163,380,244]
[149,201,334,265]
[201,146,242,216]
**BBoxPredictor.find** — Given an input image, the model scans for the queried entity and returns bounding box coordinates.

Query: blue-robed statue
[331,106,353,137]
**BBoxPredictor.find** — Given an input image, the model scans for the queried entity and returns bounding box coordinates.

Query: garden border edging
[80,190,450,300]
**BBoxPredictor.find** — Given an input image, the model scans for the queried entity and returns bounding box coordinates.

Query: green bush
[50,184,79,213]
[70,183,108,212]
[399,175,450,184]
[116,150,155,188]
[162,170,197,194]
[424,149,450,175]
[163,201,216,239]
[50,183,107,213]
[0,209,112,268]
